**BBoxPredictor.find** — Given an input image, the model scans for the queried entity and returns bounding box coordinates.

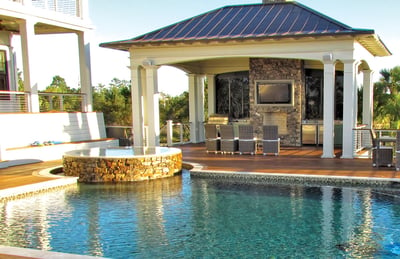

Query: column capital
[142,59,159,70]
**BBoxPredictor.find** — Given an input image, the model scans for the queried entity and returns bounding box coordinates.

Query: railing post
[179,123,183,144]
[49,96,53,111]
[167,120,173,147]
[59,94,64,111]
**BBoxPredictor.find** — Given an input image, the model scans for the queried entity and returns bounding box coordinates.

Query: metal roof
[101,2,391,56]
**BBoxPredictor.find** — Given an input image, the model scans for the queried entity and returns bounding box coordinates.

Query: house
[0,0,118,162]
[101,0,391,159]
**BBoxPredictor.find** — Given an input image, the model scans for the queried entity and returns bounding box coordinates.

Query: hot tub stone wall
[63,152,182,182]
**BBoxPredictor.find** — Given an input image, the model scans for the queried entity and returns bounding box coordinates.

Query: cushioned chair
[220,124,238,154]
[238,125,256,155]
[205,124,220,153]
[262,125,280,156]
[370,128,393,167]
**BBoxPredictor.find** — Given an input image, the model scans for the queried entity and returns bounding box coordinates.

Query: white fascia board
[129,38,357,66]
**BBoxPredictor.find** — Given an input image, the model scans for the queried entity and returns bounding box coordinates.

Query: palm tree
[373,66,400,128]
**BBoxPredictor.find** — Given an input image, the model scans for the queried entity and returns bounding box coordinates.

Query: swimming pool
[1,171,400,258]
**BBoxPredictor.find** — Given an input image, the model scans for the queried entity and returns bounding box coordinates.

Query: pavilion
[100,0,391,158]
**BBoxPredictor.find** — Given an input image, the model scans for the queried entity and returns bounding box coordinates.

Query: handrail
[352,127,397,158]
[0,91,87,113]
[0,91,29,113]
[161,120,191,146]
[39,92,86,112]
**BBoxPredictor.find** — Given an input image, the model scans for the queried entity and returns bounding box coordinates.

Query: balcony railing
[7,0,82,18]
[0,91,86,113]
[353,127,397,158]
[39,92,86,112]
[0,90,29,112]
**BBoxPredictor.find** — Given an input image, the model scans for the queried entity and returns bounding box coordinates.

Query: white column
[19,19,39,112]
[206,74,216,115]
[322,59,336,158]
[144,65,160,147]
[197,75,205,142]
[362,69,374,128]
[341,60,358,159]
[77,31,93,112]
[188,74,205,143]
[130,63,144,147]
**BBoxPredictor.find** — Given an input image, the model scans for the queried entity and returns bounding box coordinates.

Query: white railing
[162,120,191,146]
[353,127,397,157]
[0,91,86,113]
[0,90,29,112]
[6,0,82,18]
[39,92,86,112]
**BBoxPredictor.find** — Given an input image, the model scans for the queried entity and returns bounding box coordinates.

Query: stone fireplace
[249,58,304,146]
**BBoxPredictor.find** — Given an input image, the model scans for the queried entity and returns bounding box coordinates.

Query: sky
[23,0,400,96]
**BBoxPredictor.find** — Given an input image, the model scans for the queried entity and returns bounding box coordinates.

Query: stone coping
[0,166,78,202]
[0,245,106,259]
[186,162,400,188]
[63,146,182,159]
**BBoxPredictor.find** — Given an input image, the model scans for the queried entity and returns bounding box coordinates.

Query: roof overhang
[100,32,391,58]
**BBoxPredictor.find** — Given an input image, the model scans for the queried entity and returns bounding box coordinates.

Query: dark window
[0,50,9,91]
[304,69,343,120]
[216,71,249,120]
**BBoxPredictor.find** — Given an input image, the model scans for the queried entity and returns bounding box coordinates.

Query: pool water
[1,171,400,258]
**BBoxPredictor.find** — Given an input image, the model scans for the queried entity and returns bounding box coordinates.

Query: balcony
[4,0,83,18]
[0,90,87,113]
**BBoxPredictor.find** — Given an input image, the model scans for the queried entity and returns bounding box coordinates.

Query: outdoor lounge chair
[219,124,238,154]
[262,125,280,156]
[369,128,393,167]
[205,124,220,153]
[238,125,256,155]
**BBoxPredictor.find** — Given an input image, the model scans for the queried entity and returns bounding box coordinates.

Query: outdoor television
[256,80,293,106]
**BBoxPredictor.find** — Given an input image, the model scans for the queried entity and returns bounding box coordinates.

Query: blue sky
[29,0,400,95]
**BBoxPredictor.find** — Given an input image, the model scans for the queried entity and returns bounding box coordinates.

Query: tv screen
[256,82,292,105]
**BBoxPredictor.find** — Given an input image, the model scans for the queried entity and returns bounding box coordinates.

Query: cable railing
[162,120,191,146]
[0,91,29,112]
[353,127,397,158]
[7,0,82,18]
[0,91,87,113]
[39,92,86,112]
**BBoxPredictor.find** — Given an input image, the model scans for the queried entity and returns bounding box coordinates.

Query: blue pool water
[1,171,400,258]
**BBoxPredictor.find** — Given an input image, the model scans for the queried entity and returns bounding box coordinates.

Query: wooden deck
[180,144,399,179]
[0,144,398,191]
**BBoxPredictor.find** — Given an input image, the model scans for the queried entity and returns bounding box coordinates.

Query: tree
[39,75,81,111]
[373,66,400,128]
[92,78,132,125]
[159,91,189,124]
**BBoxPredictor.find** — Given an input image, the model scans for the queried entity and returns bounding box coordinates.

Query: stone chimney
[262,0,292,3]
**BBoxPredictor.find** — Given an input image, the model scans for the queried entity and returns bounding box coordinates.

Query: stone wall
[249,58,304,146]
[63,151,182,183]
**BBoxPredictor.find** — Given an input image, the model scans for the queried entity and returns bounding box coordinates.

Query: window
[215,71,249,120]
[0,50,9,92]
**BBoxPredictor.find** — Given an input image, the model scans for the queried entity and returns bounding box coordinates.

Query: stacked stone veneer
[249,58,304,146]
[63,151,182,183]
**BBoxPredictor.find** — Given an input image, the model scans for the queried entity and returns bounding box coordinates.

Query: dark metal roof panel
[104,2,375,46]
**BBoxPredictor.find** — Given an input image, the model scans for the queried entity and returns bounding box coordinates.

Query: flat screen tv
[256,81,293,105]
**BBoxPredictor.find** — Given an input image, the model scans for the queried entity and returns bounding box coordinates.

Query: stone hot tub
[63,147,182,183]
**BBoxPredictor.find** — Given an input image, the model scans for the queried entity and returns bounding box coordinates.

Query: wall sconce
[322,53,333,62]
